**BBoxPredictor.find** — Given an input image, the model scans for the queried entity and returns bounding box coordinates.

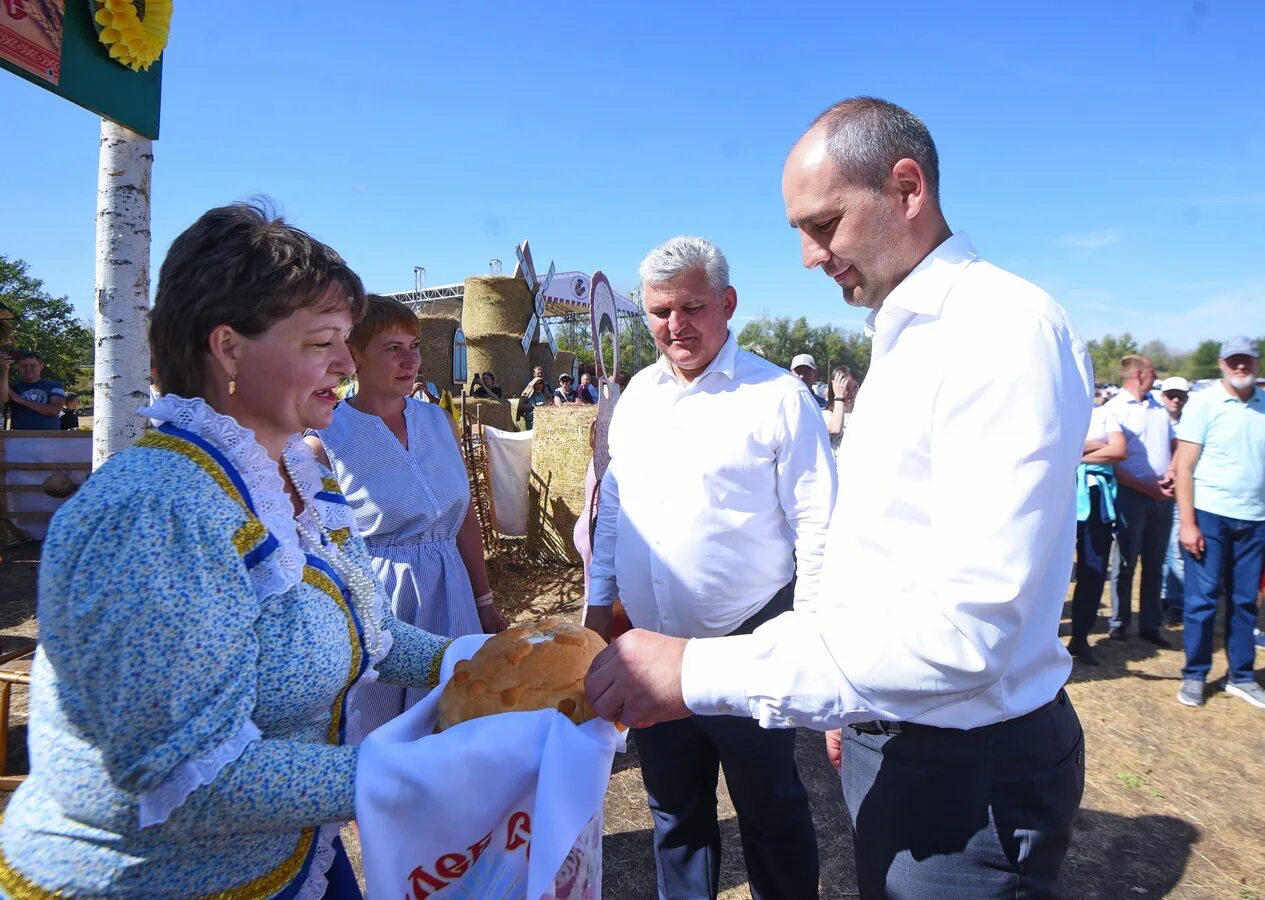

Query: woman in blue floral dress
[0,203,451,898]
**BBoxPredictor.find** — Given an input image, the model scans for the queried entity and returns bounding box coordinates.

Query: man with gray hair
[587,98,1093,897]
[583,235,835,898]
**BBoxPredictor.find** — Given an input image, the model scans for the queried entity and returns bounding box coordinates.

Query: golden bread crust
[438,617,607,729]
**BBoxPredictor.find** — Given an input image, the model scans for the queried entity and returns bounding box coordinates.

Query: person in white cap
[791,353,828,409]
[1172,335,1265,710]
[1158,375,1191,623]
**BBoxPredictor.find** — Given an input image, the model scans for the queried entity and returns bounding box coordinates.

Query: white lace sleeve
[138,720,262,829]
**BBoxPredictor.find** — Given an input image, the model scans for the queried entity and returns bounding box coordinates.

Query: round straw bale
[417,314,459,390]
[527,404,597,565]
[553,350,576,383]
[462,275,533,338]
[464,396,515,433]
[467,332,530,400]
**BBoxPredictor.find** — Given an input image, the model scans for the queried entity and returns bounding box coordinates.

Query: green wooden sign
[1,2,161,139]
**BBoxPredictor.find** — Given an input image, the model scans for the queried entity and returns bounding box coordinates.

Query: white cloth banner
[483,426,533,537]
[356,634,625,898]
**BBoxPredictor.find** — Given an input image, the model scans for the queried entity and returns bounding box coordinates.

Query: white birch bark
[92,119,153,469]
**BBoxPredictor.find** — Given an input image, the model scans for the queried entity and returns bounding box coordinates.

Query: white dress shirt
[588,331,836,638]
[1105,390,1173,482]
[682,233,1093,729]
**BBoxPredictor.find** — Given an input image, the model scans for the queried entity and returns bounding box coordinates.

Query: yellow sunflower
[93,0,172,72]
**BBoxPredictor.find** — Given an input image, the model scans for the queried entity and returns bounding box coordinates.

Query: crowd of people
[0,96,1261,900]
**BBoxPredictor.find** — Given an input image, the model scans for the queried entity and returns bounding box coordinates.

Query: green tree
[1181,339,1222,381]
[737,314,871,379]
[1,255,93,385]
[1085,333,1139,385]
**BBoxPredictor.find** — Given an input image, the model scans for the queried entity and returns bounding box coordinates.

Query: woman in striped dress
[307,296,508,742]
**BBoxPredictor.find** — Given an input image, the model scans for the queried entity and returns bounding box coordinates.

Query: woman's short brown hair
[348,295,419,352]
[149,201,367,398]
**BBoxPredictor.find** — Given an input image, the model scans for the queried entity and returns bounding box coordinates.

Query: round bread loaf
[438,618,607,730]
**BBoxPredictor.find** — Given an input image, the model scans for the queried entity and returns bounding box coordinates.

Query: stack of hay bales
[463,276,532,396]
[416,314,459,392]
[553,350,576,384]
[527,404,597,565]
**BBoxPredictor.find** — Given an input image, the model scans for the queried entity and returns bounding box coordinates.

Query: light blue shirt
[1176,383,1265,521]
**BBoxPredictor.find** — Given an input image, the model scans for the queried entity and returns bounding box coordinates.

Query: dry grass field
[1,541,1262,898]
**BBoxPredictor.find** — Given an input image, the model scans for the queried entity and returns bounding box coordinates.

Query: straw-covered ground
[1,540,1262,898]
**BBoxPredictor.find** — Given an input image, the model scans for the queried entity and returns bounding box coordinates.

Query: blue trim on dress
[242,533,281,570]
[158,423,258,515]
[314,491,349,506]
[265,831,322,900]
[304,554,369,745]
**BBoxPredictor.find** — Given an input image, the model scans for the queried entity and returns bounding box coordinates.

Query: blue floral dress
[0,396,450,898]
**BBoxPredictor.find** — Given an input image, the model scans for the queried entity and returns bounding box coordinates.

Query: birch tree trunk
[92,119,153,469]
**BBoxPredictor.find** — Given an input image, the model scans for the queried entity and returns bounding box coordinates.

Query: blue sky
[3,1,1262,349]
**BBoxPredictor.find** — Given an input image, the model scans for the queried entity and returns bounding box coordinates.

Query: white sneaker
[1225,681,1265,710]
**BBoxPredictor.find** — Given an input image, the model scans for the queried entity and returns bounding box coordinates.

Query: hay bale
[417,314,459,390]
[467,332,530,401]
[527,404,597,565]
[464,396,515,433]
[462,275,533,337]
[554,351,576,383]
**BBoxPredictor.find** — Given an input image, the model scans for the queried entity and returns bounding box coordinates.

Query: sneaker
[1139,630,1172,649]
[1255,629,1265,649]
[1067,637,1101,666]
[1177,680,1205,707]
[1225,681,1265,710]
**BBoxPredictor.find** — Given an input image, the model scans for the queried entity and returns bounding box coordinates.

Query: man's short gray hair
[638,236,730,296]
[811,97,940,203]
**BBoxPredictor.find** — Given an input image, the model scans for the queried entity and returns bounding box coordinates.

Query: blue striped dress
[318,398,482,741]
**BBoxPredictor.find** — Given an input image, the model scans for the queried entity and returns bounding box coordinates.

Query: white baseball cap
[790,353,818,372]
[1160,376,1190,393]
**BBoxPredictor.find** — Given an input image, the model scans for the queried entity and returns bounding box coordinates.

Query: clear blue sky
[3,1,1262,349]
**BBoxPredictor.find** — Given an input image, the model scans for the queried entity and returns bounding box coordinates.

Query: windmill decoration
[515,240,558,357]
[588,271,621,483]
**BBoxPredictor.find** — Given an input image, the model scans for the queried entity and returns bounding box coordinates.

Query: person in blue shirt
[577,371,599,404]
[1,350,66,430]
[1172,335,1265,711]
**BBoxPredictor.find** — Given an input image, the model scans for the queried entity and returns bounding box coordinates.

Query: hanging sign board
[1,1,162,139]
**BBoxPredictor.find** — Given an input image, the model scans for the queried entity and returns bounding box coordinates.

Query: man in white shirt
[583,235,835,899]
[1105,355,1176,645]
[586,97,1093,898]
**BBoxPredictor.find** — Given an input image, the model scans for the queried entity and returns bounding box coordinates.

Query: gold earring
[228,375,237,395]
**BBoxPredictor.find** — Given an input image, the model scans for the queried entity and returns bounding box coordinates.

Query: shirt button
[717,701,733,714]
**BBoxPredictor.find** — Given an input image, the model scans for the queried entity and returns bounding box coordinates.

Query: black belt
[849,690,1067,738]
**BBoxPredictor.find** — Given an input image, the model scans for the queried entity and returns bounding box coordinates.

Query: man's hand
[825,729,843,772]
[582,604,613,643]
[585,629,690,727]
[1180,522,1205,561]
[477,604,509,634]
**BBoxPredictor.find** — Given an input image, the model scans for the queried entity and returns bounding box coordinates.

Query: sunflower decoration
[91,0,172,72]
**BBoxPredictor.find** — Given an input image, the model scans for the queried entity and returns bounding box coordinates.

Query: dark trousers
[1071,486,1113,640]
[1182,509,1265,684]
[634,582,819,899]
[1110,486,1172,633]
[841,692,1084,899]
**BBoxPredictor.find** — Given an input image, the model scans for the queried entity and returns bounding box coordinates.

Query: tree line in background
[1,255,94,392]
[1087,333,1265,385]
[3,253,1257,400]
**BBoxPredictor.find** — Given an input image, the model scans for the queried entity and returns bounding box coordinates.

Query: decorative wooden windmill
[588,271,621,483]
[514,240,558,357]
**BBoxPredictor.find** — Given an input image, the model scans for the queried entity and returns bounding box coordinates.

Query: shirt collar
[864,231,978,338]
[1214,383,1265,405]
[652,330,738,385]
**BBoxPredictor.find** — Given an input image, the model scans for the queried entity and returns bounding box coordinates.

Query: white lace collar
[141,395,316,601]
